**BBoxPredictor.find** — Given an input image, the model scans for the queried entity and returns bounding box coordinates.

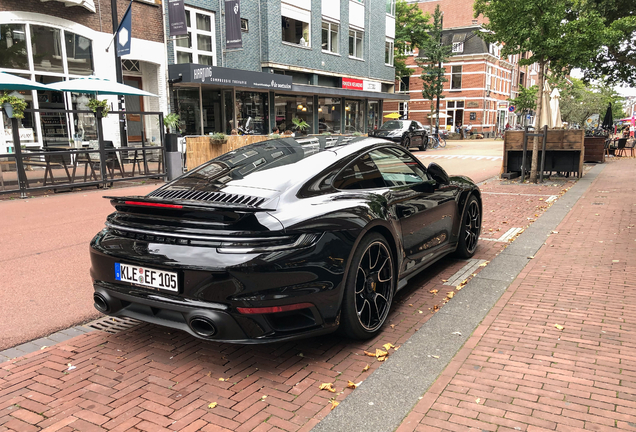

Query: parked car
[373,120,428,151]
[90,136,481,343]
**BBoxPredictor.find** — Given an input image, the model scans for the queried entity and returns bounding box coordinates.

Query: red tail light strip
[124,201,183,209]
[237,303,314,314]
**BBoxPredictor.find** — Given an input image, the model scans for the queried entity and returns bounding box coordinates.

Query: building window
[318,97,341,133]
[282,14,310,47]
[31,25,64,73]
[241,18,249,32]
[452,42,463,53]
[345,99,363,133]
[322,21,338,53]
[451,65,462,89]
[349,29,363,59]
[65,31,94,76]
[0,24,28,70]
[175,8,216,66]
[276,94,313,134]
[399,76,409,93]
[122,60,141,72]
[385,39,394,66]
[386,0,396,16]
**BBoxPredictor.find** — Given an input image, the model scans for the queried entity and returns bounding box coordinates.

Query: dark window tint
[334,153,386,190]
[368,148,426,187]
[0,24,28,70]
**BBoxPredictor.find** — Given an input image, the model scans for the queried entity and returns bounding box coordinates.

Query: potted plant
[88,98,109,118]
[0,93,28,119]
[163,113,180,153]
[292,117,310,135]
[210,132,227,145]
[302,29,309,46]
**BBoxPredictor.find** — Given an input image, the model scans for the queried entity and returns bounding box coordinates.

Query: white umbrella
[0,72,52,91]
[48,77,158,97]
[537,81,553,128]
[550,88,563,128]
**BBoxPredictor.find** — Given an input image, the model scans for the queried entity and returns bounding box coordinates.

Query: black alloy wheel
[402,136,410,149]
[455,195,481,258]
[340,233,394,339]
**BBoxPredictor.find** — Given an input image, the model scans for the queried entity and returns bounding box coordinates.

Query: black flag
[225,0,242,50]
[168,0,188,36]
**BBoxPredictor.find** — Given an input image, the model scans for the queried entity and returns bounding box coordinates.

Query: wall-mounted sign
[363,80,381,92]
[342,78,382,92]
[169,64,292,90]
[466,101,479,108]
[470,112,476,121]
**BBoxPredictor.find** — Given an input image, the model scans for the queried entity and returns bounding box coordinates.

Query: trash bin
[164,133,182,181]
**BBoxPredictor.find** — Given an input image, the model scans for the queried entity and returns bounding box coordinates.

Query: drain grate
[87,316,140,334]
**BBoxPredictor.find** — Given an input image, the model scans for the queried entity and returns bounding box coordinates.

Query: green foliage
[416,5,450,130]
[292,117,310,131]
[163,113,180,133]
[558,78,625,127]
[0,93,27,119]
[581,0,636,86]
[508,84,538,124]
[394,0,430,79]
[210,132,226,141]
[88,99,109,117]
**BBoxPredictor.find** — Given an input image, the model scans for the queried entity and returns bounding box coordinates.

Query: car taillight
[124,201,183,209]
[216,233,320,254]
[237,303,314,314]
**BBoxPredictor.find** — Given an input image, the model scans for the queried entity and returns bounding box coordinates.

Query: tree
[394,0,431,80]
[474,0,605,182]
[582,0,636,86]
[508,84,537,126]
[559,78,626,127]
[417,5,451,137]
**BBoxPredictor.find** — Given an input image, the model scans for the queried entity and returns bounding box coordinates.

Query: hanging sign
[225,0,243,50]
[168,0,188,36]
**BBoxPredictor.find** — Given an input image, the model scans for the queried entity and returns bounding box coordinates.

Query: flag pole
[111,0,132,148]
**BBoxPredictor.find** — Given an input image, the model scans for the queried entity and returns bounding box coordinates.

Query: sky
[570,68,636,98]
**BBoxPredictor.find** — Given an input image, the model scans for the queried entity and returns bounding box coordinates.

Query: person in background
[467,123,473,137]
[230,129,238,136]
[270,127,280,136]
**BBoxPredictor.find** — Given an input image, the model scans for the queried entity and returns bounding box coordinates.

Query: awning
[40,0,96,13]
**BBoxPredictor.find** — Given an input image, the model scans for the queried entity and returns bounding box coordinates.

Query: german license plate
[115,263,178,292]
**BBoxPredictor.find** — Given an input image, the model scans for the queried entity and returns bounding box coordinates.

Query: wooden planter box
[502,130,585,178]
[186,135,270,170]
[583,137,605,163]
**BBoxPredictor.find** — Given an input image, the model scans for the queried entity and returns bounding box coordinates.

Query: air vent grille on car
[148,189,265,207]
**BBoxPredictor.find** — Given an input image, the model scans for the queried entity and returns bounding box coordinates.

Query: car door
[367,148,456,269]
[408,121,421,147]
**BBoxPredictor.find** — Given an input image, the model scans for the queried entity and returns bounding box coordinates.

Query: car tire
[420,137,427,151]
[340,233,395,340]
[402,136,410,149]
[454,195,481,258]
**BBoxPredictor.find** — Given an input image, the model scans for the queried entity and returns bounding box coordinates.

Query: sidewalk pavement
[2,159,630,432]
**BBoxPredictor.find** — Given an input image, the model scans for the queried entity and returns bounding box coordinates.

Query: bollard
[164,133,183,181]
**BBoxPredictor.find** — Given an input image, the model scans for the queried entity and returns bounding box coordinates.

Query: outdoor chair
[604,138,613,158]
[615,138,628,157]
[624,139,636,157]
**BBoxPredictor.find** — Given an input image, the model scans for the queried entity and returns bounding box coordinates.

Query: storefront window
[224,90,234,134]
[201,89,223,134]
[368,101,379,132]
[318,97,341,134]
[36,75,69,146]
[175,87,201,135]
[275,94,312,135]
[0,24,28,70]
[345,99,363,133]
[65,31,94,76]
[1,84,38,152]
[236,91,268,135]
[71,92,97,142]
[30,25,64,73]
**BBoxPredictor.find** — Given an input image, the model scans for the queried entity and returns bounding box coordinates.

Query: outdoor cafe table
[22,146,74,186]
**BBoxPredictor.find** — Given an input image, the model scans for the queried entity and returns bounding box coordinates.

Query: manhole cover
[87,316,140,334]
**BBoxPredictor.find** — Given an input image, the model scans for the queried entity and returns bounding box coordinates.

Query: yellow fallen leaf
[432,355,440,359]
[429,289,439,294]
[208,402,217,409]
[479,261,489,267]
[330,400,339,410]
[362,364,370,372]
[408,304,413,306]
[347,380,357,389]
[390,324,396,329]
[446,292,455,299]
[382,343,394,351]
[375,349,388,357]
[554,324,564,330]
[539,198,544,201]
[475,398,481,404]
[456,285,463,291]
[364,351,376,357]
[260,395,267,400]
[206,371,212,377]
[418,310,423,314]
[394,346,400,351]
[612,260,619,263]
[433,305,440,311]
[218,378,225,381]
[377,356,387,362]
[319,383,336,392]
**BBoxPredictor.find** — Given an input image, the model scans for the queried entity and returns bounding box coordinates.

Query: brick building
[385,0,536,136]
[0,0,168,151]
[165,0,408,135]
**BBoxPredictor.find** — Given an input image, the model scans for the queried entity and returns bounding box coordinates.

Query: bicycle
[427,135,440,150]
[494,129,505,140]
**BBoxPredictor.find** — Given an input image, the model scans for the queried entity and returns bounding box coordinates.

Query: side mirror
[428,162,450,185]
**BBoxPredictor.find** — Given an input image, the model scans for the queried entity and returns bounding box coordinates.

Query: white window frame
[385,38,394,66]
[450,65,462,90]
[282,3,312,47]
[386,0,396,16]
[349,28,364,59]
[174,7,217,66]
[322,20,339,54]
[452,42,464,53]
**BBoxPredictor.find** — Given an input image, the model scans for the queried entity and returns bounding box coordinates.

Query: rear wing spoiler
[104,196,276,212]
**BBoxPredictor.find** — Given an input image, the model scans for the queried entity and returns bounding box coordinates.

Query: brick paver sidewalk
[398,158,636,431]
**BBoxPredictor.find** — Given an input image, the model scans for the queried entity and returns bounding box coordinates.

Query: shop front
[169,64,408,136]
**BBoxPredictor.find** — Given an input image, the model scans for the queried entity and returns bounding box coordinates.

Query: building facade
[166,0,408,136]
[385,0,536,136]
[0,0,168,152]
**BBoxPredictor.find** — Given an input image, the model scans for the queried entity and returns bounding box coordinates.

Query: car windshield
[183,136,361,184]
[380,121,406,130]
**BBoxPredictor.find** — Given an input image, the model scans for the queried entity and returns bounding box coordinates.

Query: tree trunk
[530,60,546,183]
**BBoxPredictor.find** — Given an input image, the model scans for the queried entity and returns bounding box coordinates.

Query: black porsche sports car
[90,136,481,343]
[372,120,428,151]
